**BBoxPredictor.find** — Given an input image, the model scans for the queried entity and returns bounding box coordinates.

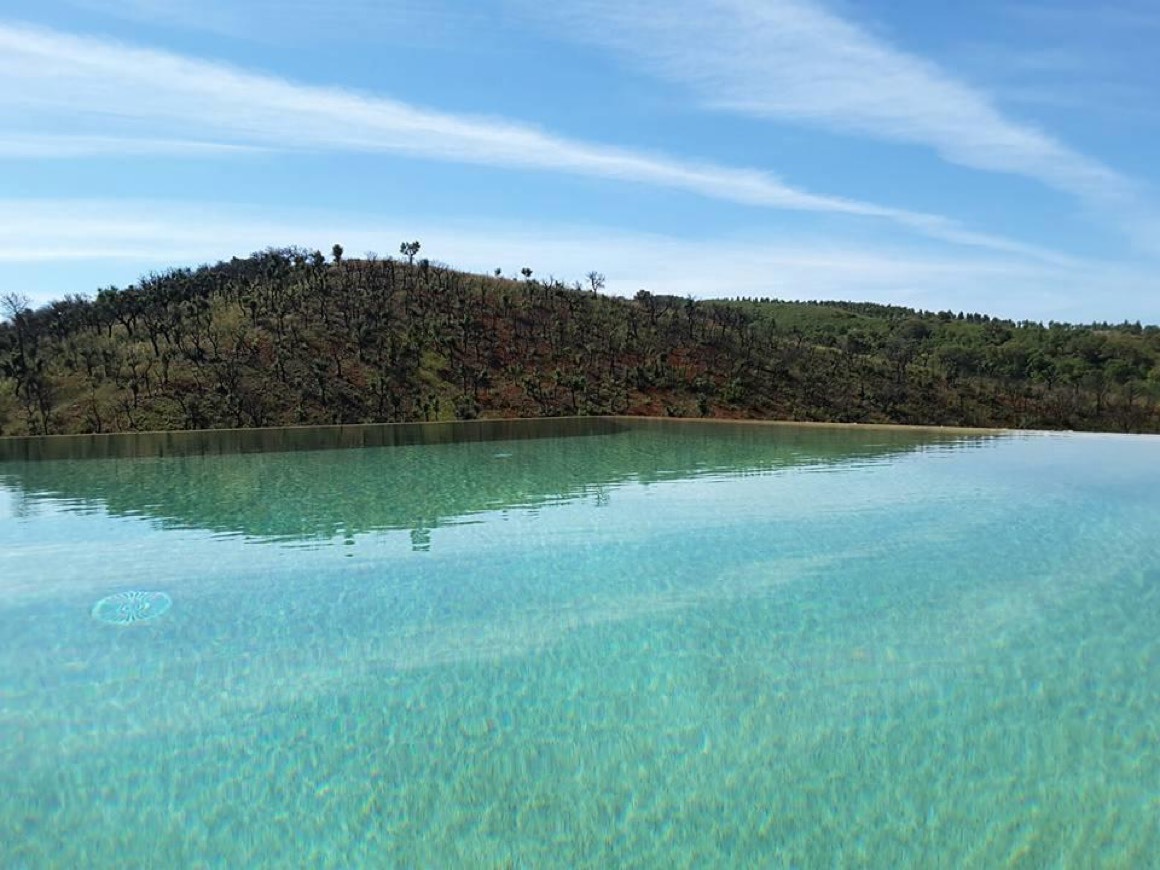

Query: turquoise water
[2,419,1159,866]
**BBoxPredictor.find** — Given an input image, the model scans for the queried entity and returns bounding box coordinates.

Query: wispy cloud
[0,134,264,158]
[0,21,1072,263]
[0,199,1149,323]
[970,6,1160,127]
[523,0,1134,206]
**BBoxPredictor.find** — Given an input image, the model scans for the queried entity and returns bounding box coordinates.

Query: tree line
[1,245,1159,436]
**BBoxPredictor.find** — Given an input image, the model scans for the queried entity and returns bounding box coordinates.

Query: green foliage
[1,248,1159,436]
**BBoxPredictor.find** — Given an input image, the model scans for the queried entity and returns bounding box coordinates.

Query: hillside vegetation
[2,246,1159,436]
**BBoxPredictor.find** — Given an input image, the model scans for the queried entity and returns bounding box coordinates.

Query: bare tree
[1,292,31,324]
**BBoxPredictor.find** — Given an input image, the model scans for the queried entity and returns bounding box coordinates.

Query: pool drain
[91,591,173,625]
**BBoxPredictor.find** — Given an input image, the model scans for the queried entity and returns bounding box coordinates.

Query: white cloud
[523,0,1134,206]
[0,21,1072,263]
[0,199,1150,323]
[0,135,264,158]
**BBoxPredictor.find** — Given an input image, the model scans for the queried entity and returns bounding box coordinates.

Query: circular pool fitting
[91,590,173,625]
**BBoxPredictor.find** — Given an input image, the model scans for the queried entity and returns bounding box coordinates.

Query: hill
[2,246,1159,435]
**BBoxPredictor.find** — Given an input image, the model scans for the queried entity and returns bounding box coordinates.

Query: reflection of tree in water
[410,528,432,552]
[0,418,992,547]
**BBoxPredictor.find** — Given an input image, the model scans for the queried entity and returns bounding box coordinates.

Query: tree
[400,241,421,265]
[331,244,344,264]
[1,292,30,325]
[586,271,606,294]
[521,267,533,281]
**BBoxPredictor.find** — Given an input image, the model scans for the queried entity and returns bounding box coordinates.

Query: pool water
[2,419,1158,866]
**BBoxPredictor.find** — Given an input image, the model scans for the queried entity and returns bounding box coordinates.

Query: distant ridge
[1,246,1158,435]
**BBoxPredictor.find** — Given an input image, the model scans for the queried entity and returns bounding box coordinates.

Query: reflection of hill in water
[0,418,991,543]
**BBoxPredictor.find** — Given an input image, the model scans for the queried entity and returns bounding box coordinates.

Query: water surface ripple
[1,420,1158,866]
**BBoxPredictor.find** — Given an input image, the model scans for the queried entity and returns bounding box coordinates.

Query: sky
[1,0,1158,322]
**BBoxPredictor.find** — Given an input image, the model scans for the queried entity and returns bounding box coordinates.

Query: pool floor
[2,421,1158,865]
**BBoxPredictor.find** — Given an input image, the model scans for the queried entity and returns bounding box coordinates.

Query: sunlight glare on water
[1,419,1159,866]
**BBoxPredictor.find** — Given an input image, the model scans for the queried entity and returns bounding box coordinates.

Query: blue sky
[2,0,1158,322]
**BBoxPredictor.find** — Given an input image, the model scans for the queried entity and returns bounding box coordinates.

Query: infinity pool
[2,418,1158,865]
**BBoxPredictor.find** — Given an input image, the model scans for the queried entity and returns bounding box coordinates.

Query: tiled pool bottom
[2,421,1158,865]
